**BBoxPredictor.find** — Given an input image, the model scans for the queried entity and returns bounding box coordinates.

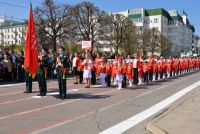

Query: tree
[34,0,75,52]
[139,28,151,56]
[149,28,159,55]
[159,34,172,56]
[72,1,105,50]
[121,19,138,55]
[100,14,130,55]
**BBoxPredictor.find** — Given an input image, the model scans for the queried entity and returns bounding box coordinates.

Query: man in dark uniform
[56,47,70,100]
[37,48,49,96]
[24,71,32,93]
[23,49,32,94]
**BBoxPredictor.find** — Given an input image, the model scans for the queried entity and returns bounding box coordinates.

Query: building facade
[116,8,195,55]
[0,17,27,48]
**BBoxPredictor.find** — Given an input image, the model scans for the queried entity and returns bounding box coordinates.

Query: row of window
[133,18,162,24]
[0,27,26,33]
[1,34,22,39]
[132,18,186,26]
[4,40,21,44]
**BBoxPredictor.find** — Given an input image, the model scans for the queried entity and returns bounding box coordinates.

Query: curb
[146,122,168,134]
[145,86,198,134]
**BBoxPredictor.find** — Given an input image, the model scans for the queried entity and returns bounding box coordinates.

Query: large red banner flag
[24,4,38,78]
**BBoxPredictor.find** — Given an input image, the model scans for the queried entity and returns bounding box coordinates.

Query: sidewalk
[146,87,200,134]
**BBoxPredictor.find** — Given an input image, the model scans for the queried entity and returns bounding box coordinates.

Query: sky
[0,0,199,34]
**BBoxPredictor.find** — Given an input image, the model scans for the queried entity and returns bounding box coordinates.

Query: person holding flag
[23,4,38,93]
[37,48,49,96]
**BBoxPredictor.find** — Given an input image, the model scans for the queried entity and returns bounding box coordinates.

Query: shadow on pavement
[53,93,111,100]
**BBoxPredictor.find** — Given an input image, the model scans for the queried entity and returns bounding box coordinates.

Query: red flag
[24,5,38,78]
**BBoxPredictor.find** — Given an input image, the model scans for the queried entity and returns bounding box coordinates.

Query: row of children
[72,53,200,89]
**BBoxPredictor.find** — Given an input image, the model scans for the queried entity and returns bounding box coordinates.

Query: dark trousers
[12,65,16,81]
[106,75,111,87]
[133,68,138,85]
[170,70,173,77]
[122,74,126,88]
[57,73,67,98]
[160,69,164,79]
[51,67,55,80]
[144,72,149,83]
[149,68,153,81]
[37,71,47,95]
[156,72,158,80]
[3,68,8,81]
[16,66,23,82]
[25,72,32,92]
[79,71,83,83]
[91,71,96,85]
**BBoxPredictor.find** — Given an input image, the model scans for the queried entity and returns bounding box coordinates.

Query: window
[154,18,159,23]
[154,27,159,30]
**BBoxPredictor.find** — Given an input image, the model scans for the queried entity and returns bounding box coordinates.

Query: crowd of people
[1,48,200,100]
[0,51,24,82]
[72,53,200,90]
[0,50,113,83]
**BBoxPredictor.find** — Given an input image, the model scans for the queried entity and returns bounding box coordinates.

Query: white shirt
[82,59,92,70]
[133,59,138,68]
[72,57,78,67]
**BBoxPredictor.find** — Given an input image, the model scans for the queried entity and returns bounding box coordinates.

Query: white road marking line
[0,78,74,88]
[30,74,200,134]
[0,83,77,97]
[91,85,103,88]
[46,92,59,96]
[0,82,37,88]
[0,91,23,97]
[0,89,79,105]
[0,89,117,120]
[99,81,200,134]
[0,98,34,105]
[46,89,79,96]
[0,86,58,97]
[68,89,79,92]
[31,96,43,99]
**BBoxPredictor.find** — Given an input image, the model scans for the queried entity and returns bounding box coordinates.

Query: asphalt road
[0,71,200,134]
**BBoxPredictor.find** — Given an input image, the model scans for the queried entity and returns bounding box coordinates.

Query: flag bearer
[24,71,32,93]
[37,48,49,96]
